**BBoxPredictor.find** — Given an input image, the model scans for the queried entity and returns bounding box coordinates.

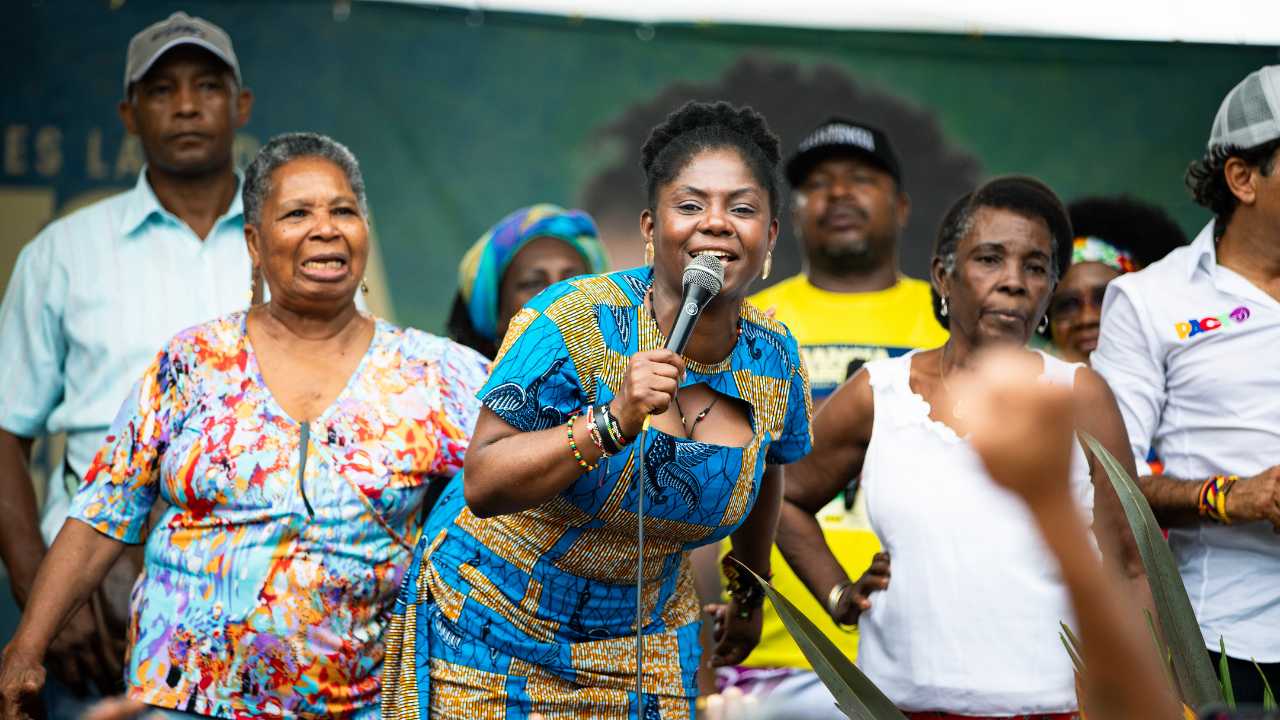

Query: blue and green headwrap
[458,204,607,343]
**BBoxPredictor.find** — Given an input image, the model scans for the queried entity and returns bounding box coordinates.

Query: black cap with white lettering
[785,117,902,187]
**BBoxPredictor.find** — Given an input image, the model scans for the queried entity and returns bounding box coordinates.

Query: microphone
[664,254,725,355]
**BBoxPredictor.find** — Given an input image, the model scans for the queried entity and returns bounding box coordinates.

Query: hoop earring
[940,296,949,318]
[361,278,369,295]
[247,266,259,305]
[761,251,772,281]
[1038,315,1049,333]
[644,241,654,267]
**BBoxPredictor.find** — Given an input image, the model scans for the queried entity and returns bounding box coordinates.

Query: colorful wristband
[565,416,597,473]
[1198,474,1238,524]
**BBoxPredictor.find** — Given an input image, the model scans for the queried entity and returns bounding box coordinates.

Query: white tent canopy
[368,0,1280,46]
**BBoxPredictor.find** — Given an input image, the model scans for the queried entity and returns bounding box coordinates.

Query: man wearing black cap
[0,11,252,712]
[721,119,945,716]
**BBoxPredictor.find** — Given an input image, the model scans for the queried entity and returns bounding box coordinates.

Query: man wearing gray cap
[1092,66,1280,701]
[0,11,252,712]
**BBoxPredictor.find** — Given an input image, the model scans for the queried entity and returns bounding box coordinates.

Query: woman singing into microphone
[382,101,812,719]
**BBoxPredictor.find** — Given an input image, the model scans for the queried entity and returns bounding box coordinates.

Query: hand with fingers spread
[830,551,891,626]
[702,600,763,669]
[610,349,686,438]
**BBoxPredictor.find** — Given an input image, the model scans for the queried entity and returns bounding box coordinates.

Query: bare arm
[1137,468,1280,530]
[1025,483,1179,720]
[464,348,683,518]
[0,430,44,607]
[0,519,127,712]
[463,409,607,518]
[702,465,787,670]
[775,370,874,614]
[729,465,782,576]
[6,520,125,658]
[1073,368,1157,617]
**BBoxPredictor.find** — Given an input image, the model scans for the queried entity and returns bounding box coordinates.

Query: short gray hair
[242,132,368,225]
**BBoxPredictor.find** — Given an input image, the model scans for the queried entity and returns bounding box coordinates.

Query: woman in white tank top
[774,177,1153,719]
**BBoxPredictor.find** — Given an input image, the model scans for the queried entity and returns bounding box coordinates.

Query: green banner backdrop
[6,1,1278,333]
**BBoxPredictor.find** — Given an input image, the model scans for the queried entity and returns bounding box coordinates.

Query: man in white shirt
[0,12,253,708]
[1092,65,1280,701]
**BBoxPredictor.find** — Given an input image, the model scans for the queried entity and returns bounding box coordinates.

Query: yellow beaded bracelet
[565,416,597,473]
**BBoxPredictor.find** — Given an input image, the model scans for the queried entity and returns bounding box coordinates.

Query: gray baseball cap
[1208,65,1280,151]
[123,12,241,96]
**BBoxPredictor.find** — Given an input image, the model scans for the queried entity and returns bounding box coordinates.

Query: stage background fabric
[5,1,1278,334]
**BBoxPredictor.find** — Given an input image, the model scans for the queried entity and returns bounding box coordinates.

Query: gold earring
[247,267,258,305]
[761,251,773,281]
[644,241,654,267]
[360,278,369,295]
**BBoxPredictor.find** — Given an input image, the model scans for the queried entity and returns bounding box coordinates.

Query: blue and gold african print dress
[382,267,812,719]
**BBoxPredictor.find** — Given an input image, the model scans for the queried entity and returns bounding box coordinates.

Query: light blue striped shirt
[0,168,251,543]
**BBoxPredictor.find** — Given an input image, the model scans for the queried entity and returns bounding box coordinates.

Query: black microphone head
[683,254,724,297]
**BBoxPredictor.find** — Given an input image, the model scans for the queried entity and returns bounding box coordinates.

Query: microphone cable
[632,414,651,717]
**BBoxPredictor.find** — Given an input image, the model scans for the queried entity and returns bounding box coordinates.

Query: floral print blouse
[69,311,489,718]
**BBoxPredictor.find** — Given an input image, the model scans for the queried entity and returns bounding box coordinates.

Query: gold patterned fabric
[382,268,812,719]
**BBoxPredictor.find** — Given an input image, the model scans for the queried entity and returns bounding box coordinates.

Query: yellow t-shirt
[739,273,947,670]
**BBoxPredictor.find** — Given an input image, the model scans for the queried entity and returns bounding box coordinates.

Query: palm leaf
[1060,631,1086,676]
[734,560,907,719]
[1145,609,1178,692]
[1219,637,1235,708]
[1254,658,1277,710]
[1079,433,1222,708]
[1059,621,1086,675]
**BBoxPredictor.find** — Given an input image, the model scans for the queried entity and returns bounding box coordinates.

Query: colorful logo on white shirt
[1174,306,1250,340]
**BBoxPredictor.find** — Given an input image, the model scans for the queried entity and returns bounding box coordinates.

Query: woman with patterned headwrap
[1042,195,1188,364]
[446,204,609,359]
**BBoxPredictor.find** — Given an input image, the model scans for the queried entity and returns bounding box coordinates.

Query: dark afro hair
[930,175,1073,329]
[1185,138,1280,237]
[1068,195,1188,269]
[639,100,782,215]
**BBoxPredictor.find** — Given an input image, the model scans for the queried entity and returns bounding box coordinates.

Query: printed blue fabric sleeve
[765,331,813,465]
[476,287,589,432]
[68,348,185,544]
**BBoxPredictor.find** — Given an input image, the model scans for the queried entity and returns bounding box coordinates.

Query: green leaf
[734,560,906,719]
[1220,637,1235,709]
[1079,433,1222,708]
[1144,609,1177,692]
[1254,658,1277,711]
[1060,630,1086,676]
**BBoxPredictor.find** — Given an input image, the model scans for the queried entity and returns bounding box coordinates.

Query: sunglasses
[1049,285,1108,320]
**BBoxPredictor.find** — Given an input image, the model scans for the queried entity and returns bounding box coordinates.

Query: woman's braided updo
[639,100,782,215]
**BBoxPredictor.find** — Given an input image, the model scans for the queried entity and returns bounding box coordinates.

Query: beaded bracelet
[1198,474,1239,524]
[565,415,597,473]
[721,552,770,619]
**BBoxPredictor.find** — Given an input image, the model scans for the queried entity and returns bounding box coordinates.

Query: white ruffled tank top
[856,350,1093,715]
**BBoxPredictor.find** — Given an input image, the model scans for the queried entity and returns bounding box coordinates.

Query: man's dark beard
[810,239,894,277]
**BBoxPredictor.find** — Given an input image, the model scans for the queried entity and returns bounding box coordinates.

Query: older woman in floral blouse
[0,132,489,718]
